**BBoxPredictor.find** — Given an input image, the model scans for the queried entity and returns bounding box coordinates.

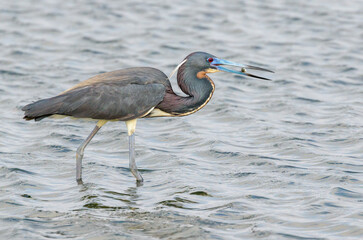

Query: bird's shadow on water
[77,176,143,190]
[71,162,160,210]
[75,177,144,210]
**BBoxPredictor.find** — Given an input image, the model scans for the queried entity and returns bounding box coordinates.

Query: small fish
[240,66,273,80]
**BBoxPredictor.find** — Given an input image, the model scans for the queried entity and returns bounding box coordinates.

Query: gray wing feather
[57,82,165,120]
[22,67,169,121]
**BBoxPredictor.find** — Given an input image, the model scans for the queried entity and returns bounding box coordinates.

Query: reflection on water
[1,0,363,239]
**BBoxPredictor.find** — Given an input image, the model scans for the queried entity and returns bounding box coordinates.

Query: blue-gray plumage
[22,51,273,184]
[23,67,169,121]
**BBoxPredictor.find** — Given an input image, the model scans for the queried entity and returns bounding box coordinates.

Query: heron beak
[209,58,274,80]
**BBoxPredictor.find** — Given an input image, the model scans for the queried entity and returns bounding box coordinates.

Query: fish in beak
[208,57,274,80]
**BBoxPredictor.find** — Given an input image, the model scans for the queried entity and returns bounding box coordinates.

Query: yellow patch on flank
[125,119,137,136]
[50,115,111,123]
[51,115,95,121]
[147,108,174,117]
[50,114,67,119]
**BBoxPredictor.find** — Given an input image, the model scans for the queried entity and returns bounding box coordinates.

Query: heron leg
[125,119,143,182]
[76,120,107,183]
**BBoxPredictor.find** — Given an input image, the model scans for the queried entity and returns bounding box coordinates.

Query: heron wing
[62,67,171,94]
[54,82,166,120]
[23,67,170,121]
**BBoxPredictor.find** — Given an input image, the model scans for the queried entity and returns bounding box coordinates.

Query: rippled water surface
[1,0,363,239]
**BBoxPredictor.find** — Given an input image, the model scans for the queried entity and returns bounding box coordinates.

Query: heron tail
[22,95,66,121]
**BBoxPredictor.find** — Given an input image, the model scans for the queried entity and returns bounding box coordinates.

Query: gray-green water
[1,0,362,239]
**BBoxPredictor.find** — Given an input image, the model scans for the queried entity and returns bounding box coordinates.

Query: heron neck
[156,66,215,116]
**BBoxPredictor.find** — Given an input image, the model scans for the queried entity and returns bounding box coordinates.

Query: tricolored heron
[22,52,273,183]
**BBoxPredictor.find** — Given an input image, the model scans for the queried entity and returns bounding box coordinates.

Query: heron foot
[76,178,84,185]
[130,167,144,182]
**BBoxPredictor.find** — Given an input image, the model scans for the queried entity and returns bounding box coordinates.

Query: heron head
[183,51,273,80]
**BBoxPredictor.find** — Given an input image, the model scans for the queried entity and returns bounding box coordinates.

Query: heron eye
[207,58,213,63]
